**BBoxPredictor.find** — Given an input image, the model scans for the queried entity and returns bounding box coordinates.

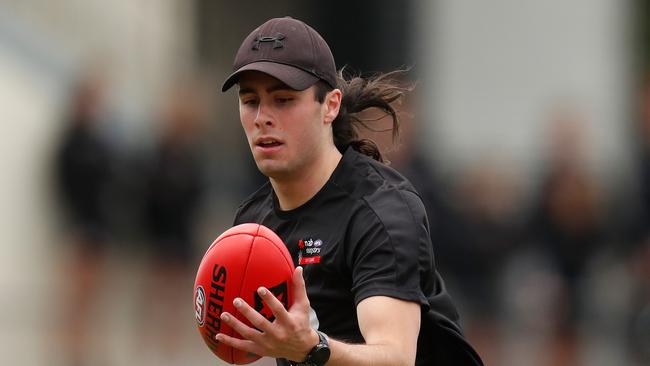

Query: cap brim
[221,61,320,92]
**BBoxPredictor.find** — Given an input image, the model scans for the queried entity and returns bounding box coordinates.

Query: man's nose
[254,102,274,128]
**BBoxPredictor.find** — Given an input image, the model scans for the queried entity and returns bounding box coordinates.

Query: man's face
[238,71,331,180]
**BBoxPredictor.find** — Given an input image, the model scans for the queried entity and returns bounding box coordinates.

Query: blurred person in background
[529,104,606,366]
[627,73,650,365]
[137,79,208,364]
[626,240,650,366]
[54,69,116,366]
[445,160,524,365]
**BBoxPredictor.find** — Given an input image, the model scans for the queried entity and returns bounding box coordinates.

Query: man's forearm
[324,338,415,366]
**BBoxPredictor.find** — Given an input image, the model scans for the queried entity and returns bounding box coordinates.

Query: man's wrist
[290,330,330,366]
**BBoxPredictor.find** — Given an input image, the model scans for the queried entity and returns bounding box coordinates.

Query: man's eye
[242,99,258,105]
[276,97,293,103]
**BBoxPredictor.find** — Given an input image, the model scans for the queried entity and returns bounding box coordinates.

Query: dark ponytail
[314,69,414,163]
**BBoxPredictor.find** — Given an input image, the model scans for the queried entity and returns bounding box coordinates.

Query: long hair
[315,69,414,162]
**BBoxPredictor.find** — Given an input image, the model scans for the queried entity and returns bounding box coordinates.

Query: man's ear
[323,89,342,125]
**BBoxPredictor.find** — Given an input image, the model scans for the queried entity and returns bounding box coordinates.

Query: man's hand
[216,266,319,362]
[217,266,421,366]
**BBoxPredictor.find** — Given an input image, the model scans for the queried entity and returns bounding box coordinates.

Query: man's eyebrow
[266,84,295,93]
[238,83,296,96]
[238,87,255,96]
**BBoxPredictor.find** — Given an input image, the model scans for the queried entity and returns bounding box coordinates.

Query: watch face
[310,344,331,365]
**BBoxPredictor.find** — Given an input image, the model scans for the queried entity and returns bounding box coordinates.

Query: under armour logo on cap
[252,33,286,50]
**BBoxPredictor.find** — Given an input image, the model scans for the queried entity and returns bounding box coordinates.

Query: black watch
[291,330,330,366]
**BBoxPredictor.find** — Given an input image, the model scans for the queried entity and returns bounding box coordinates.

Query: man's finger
[215,332,261,356]
[230,297,273,334]
[290,266,310,311]
[256,286,292,324]
[220,310,263,341]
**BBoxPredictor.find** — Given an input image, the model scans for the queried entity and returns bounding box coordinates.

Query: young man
[217,17,483,366]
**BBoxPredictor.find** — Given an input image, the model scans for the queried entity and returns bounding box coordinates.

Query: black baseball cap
[221,17,337,92]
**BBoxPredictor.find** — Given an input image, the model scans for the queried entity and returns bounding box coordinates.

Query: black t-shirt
[234,148,483,366]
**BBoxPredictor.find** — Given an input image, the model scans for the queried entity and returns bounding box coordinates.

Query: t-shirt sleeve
[348,188,433,308]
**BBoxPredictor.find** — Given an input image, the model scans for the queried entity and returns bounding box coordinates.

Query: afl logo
[194,286,206,326]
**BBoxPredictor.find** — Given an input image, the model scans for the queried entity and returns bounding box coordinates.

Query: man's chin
[255,162,289,179]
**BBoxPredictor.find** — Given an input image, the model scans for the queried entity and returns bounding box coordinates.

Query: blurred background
[1,0,649,365]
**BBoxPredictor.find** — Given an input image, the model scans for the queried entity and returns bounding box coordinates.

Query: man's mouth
[256,137,283,148]
[255,136,284,152]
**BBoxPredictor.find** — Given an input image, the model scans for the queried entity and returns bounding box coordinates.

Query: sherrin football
[193,223,295,364]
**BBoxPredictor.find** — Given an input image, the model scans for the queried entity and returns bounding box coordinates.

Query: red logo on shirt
[298,238,322,265]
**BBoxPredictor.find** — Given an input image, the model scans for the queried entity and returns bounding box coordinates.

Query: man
[217,16,483,366]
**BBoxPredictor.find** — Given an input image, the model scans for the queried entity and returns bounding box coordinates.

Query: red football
[193,223,294,364]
